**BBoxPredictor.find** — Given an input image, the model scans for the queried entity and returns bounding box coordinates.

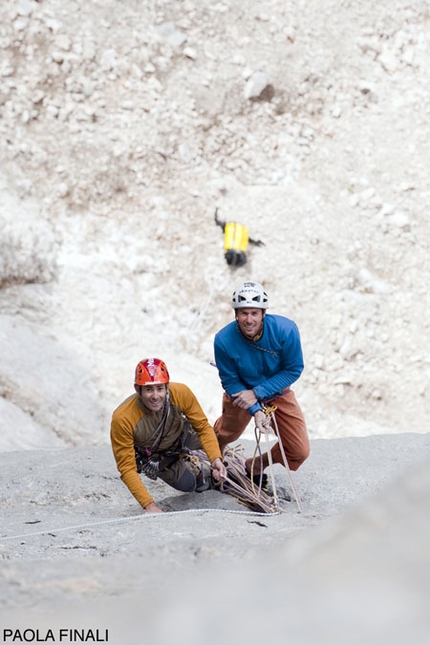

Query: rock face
[1,433,430,644]
[2,4,430,642]
[1,0,430,449]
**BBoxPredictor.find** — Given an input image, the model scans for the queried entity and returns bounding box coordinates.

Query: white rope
[268,411,303,513]
[261,425,280,507]
[1,506,281,542]
[249,429,265,483]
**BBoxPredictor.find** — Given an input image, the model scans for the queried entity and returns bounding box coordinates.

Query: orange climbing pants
[213,389,310,471]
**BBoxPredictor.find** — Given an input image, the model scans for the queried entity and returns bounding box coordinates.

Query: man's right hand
[231,389,257,409]
[144,501,163,513]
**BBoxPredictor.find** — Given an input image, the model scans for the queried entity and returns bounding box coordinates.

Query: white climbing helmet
[231,281,269,310]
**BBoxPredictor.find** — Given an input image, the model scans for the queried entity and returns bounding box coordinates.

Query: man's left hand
[254,410,272,434]
[231,389,257,409]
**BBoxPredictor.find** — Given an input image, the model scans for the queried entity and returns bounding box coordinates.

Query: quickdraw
[262,403,277,416]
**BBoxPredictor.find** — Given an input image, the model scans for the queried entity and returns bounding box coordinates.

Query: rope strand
[268,411,303,513]
[1,506,280,542]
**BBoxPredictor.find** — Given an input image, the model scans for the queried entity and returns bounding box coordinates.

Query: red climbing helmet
[134,358,170,386]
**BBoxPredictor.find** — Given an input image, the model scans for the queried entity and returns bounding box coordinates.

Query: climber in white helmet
[213,281,310,485]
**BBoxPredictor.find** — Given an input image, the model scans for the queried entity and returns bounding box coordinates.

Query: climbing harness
[135,392,193,480]
[136,452,160,480]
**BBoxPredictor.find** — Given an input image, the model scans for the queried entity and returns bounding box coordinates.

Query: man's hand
[144,501,163,513]
[211,457,227,481]
[254,410,271,434]
[231,389,257,409]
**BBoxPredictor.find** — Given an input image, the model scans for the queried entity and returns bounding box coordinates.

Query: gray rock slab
[2,432,429,645]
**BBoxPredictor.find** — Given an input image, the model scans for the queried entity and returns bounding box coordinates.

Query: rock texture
[2,433,430,644]
[1,2,430,642]
[1,0,430,449]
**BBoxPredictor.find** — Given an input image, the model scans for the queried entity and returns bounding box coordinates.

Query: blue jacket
[214,314,304,415]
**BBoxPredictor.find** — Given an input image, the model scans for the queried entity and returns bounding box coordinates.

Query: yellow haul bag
[224,222,249,253]
[214,208,264,267]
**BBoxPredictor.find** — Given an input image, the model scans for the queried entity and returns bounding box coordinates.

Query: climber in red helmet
[110,358,226,513]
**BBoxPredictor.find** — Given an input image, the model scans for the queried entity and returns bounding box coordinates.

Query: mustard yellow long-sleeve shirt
[110,382,222,508]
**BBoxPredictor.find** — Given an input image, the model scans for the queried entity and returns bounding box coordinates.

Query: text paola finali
[2,629,109,642]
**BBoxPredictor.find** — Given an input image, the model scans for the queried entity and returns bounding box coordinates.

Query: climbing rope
[245,404,303,513]
[262,407,303,513]
[1,417,304,542]
[1,505,281,542]
[215,445,278,514]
